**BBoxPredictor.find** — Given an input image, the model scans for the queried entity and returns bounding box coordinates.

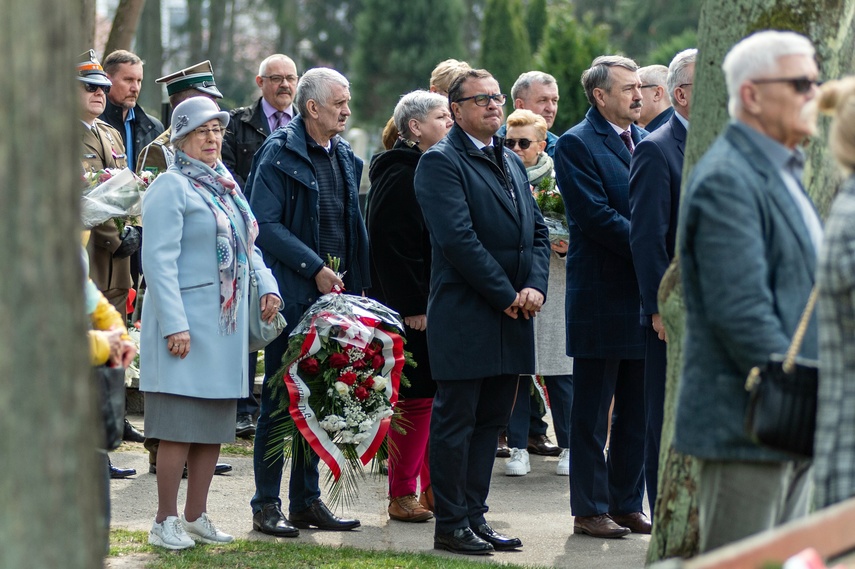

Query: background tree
[0,0,104,567]
[525,0,547,55]
[614,0,701,63]
[351,0,465,128]
[480,0,531,101]
[650,0,855,562]
[534,5,611,134]
[299,0,363,74]
[136,0,164,122]
[103,0,145,55]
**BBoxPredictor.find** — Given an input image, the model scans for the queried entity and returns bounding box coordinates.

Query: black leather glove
[113,225,141,259]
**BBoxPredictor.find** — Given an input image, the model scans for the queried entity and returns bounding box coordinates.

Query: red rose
[362,377,375,389]
[363,345,378,359]
[299,357,320,375]
[353,359,367,370]
[340,371,358,386]
[371,354,385,370]
[354,386,369,401]
[329,352,350,369]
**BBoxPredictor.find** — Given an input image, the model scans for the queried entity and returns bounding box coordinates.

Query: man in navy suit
[636,64,674,132]
[676,31,821,551]
[414,69,550,555]
[628,48,696,518]
[554,55,649,538]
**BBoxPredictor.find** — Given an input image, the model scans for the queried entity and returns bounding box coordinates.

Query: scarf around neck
[526,152,554,187]
[173,150,259,335]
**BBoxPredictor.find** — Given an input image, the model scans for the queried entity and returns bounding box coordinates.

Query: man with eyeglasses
[221,54,299,441]
[553,55,649,539]
[628,48,696,520]
[414,69,550,555]
[676,30,821,551]
[636,64,673,132]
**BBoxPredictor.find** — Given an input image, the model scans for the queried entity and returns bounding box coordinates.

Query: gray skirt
[144,392,236,444]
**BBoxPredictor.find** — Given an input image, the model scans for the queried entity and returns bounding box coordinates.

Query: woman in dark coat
[366,90,452,522]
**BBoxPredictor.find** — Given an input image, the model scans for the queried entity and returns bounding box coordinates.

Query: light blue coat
[140,170,280,399]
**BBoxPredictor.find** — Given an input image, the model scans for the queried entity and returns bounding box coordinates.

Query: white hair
[722,30,815,117]
[667,48,697,105]
[293,68,349,117]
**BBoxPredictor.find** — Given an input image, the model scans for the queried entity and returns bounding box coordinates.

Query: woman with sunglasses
[366,90,453,523]
[501,109,574,479]
[140,97,281,549]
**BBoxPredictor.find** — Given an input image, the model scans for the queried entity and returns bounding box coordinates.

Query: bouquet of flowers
[81,168,149,230]
[266,291,412,507]
[532,176,569,245]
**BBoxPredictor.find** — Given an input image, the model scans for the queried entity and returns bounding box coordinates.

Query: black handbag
[96,365,127,451]
[744,288,818,459]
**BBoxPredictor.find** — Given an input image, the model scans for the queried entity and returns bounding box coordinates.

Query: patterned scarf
[173,150,259,335]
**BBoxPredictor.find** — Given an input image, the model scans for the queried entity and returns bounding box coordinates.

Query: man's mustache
[630,101,642,109]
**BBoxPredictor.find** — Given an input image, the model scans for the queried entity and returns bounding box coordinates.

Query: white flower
[380,407,394,419]
[359,418,375,432]
[334,381,349,397]
[372,376,387,391]
[353,433,368,444]
[340,431,355,444]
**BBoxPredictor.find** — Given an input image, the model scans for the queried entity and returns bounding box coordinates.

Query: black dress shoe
[434,527,494,555]
[471,523,522,550]
[496,431,510,458]
[236,413,256,439]
[289,499,360,530]
[527,433,561,456]
[253,504,300,537]
[109,461,137,479]
[149,462,232,478]
[122,419,146,443]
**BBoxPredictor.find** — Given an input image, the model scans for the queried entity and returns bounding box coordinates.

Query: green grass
[110,529,546,568]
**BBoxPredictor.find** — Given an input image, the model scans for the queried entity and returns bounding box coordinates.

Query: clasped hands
[504,287,544,320]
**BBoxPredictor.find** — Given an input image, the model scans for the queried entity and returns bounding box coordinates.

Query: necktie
[483,146,516,206]
[272,111,285,131]
[619,130,634,154]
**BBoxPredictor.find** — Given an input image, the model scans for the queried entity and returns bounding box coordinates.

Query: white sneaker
[149,516,195,550]
[182,512,234,544]
[505,448,531,476]
[556,448,570,476]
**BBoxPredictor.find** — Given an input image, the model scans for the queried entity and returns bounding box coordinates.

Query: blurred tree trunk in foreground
[0,0,105,567]
[649,0,855,564]
[104,0,146,55]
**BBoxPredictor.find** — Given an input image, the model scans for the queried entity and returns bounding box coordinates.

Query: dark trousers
[251,318,321,514]
[430,375,518,534]
[644,327,667,516]
[507,374,573,449]
[237,351,260,417]
[570,357,645,516]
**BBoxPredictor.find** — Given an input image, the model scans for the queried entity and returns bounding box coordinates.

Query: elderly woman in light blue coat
[140,97,281,550]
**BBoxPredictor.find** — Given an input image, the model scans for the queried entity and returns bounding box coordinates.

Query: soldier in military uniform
[79,50,137,322]
[136,60,223,175]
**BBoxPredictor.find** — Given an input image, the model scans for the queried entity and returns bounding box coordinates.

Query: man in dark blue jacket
[246,68,369,538]
[554,55,649,538]
[415,69,550,555]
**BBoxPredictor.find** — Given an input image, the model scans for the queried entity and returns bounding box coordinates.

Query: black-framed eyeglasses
[455,93,507,106]
[504,138,541,150]
[640,84,659,89]
[81,82,110,94]
[751,76,822,94]
[261,74,299,85]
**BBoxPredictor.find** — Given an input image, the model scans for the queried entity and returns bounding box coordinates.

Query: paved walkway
[108,415,650,568]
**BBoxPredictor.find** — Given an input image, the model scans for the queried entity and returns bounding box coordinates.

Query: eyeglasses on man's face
[82,82,110,94]
[751,76,822,94]
[193,126,225,139]
[261,74,299,85]
[456,93,507,107]
[504,138,541,150]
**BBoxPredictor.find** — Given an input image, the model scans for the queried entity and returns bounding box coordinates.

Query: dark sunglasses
[504,138,540,150]
[82,82,110,94]
[751,76,822,94]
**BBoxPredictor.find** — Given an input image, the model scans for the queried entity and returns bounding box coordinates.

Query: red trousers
[388,397,432,497]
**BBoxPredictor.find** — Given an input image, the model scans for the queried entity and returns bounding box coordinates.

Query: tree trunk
[207,0,227,75]
[0,0,104,567]
[187,0,204,66]
[136,0,163,121]
[648,0,855,563]
[104,0,146,55]
[80,0,96,49]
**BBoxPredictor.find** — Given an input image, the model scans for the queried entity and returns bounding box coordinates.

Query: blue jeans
[251,320,321,514]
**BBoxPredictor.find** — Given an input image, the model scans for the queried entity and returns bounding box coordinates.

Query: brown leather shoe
[389,494,433,522]
[609,512,652,534]
[496,431,510,458]
[573,514,631,538]
[419,485,434,512]
[527,434,561,456]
